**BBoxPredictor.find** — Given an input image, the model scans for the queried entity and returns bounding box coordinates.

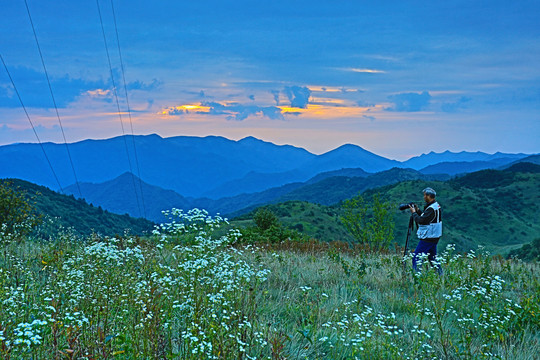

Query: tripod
[403,215,415,257]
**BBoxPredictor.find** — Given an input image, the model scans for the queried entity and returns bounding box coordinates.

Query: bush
[340,193,394,250]
[508,238,540,262]
[239,208,309,244]
[253,208,279,231]
[0,180,41,243]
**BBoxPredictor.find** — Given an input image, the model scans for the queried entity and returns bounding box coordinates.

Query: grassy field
[0,210,539,359]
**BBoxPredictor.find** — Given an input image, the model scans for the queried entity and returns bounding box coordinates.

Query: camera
[398,202,416,211]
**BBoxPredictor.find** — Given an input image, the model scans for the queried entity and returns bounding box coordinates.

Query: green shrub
[0,181,41,243]
[239,208,309,244]
[340,193,394,250]
[253,208,279,231]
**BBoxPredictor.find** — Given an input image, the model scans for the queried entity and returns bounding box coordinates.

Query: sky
[0,0,539,160]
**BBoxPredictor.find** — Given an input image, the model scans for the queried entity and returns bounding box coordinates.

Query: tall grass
[0,209,538,359]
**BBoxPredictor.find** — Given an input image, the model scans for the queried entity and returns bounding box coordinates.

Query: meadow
[0,209,538,359]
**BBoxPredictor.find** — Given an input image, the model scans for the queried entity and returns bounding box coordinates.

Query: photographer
[409,187,442,274]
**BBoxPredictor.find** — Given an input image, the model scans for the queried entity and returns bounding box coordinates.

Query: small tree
[0,181,41,243]
[253,208,279,231]
[340,193,394,250]
[340,194,369,244]
[368,194,395,250]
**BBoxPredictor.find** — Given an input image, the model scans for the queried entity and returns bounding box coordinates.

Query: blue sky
[0,0,538,159]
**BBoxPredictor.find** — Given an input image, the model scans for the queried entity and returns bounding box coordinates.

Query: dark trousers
[413,240,442,274]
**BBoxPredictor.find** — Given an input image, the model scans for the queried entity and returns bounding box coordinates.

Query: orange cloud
[160,104,212,115]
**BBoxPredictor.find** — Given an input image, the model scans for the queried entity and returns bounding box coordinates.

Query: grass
[0,210,539,359]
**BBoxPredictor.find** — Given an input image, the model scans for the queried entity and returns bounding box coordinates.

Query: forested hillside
[1,179,154,236]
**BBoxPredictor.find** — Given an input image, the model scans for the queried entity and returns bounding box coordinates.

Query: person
[409,187,442,274]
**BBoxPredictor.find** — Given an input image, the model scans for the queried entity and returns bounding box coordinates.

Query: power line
[96,0,143,218]
[23,0,83,199]
[1,54,64,193]
[110,0,147,219]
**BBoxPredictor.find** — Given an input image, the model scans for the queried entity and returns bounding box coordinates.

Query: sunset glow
[0,0,537,157]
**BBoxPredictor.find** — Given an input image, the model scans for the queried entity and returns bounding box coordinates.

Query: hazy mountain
[64,167,443,220]
[1,134,534,200]
[305,167,371,184]
[307,144,401,173]
[403,150,529,170]
[418,157,519,175]
[0,134,315,198]
[203,145,400,198]
[65,172,192,221]
[274,167,448,207]
[202,169,310,199]
[499,154,540,169]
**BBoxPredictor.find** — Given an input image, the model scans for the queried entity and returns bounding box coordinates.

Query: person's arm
[410,206,435,225]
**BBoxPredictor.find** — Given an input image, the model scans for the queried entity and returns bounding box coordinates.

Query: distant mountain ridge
[403,150,528,169]
[419,157,519,176]
[65,167,449,221]
[0,134,534,201]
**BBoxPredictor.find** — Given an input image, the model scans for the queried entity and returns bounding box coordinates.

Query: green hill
[1,178,155,237]
[234,167,540,254]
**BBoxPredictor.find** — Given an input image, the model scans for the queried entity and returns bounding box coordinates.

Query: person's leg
[426,242,442,275]
[413,240,431,272]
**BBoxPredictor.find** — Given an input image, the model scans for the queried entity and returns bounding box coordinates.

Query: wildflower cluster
[0,213,538,359]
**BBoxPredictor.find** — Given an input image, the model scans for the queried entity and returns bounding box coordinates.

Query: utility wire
[1,54,64,193]
[24,0,82,199]
[110,0,147,218]
[96,0,143,218]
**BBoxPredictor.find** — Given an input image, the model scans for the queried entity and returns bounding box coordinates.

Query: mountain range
[1,134,535,221]
[63,167,448,221]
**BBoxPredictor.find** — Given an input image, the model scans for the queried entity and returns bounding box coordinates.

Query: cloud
[340,68,386,74]
[357,100,375,107]
[362,115,376,121]
[161,106,185,115]
[0,66,161,109]
[84,89,112,103]
[126,79,162,91]
[202,102,284,121]
[283,111,301,116]
[283,86,311,108]
[162,101,285,121]
[270,90,280,105]
[248,94,255,101]
[441,96,472,113]
[0,66,105,108]
[386,91,431,112]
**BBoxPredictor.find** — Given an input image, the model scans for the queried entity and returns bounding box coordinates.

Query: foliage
[238,208,310,244]
[247,168,539,254]
[253,208,279,231]
[152,208,228,244]
[0,214,538,358]
[340,193,394,250]
[508,238,540,262]
[0,180,41,243]
[1,178,154,237]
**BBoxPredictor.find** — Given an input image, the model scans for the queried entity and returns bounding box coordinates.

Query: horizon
[0,132,535,162]
[1,1,539,160]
